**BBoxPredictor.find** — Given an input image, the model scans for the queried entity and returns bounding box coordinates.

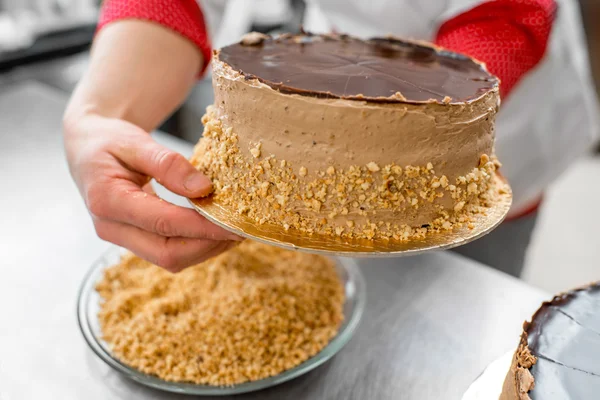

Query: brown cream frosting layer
[500,336,537,400]
[191,34,502,240]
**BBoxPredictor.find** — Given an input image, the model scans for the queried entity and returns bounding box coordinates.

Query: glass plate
[77,246,366,396]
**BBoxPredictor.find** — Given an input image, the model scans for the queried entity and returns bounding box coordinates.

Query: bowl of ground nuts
[77,241,366,395]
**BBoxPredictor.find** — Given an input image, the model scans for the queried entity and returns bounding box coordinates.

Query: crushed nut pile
[191,106,504,240]
[96,241,345,386]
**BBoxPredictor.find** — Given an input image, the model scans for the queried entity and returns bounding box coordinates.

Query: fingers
[69,116,242,272]
[94,219,237,272]
[88,179,242,240]
[142,181,156,195]
[113,135,213,198]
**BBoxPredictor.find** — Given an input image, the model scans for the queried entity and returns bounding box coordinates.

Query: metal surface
[189,177,512,258]
[0,81,548,400]
[77,249,366,396]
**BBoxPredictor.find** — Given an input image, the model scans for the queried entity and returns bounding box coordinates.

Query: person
[64,0,599,275]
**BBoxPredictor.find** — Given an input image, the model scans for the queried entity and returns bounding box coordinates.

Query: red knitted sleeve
[97,0,212,76]
[435,0,557,99]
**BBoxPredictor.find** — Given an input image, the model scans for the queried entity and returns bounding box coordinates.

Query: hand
[64,113,243,272]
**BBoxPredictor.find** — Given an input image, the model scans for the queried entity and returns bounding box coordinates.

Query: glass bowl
[77,246,366,396]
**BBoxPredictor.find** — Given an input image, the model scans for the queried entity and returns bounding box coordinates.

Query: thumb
[116,135,213,198]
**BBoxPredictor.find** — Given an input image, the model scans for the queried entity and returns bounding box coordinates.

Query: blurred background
[0,0,598,293]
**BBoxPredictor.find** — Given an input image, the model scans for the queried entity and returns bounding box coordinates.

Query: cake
[500,283,600,399]
[191,32,504,240]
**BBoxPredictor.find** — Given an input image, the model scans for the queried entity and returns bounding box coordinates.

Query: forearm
[435,0,555,219]
[435,0,556,99]
[65,20,201,132]
[61,2,239,271]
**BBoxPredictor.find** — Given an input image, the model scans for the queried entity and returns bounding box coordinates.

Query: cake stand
[189,174,512,257]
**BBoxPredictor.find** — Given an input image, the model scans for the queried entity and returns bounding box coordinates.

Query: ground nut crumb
[96,241,345,386]
[479,154,490,166]
[391,91,407,101]
[240,31,269,46]
[250,144,261,158]
[405,166,420,178]
[467,182,478,194]
[366,162,380,172]
[439,175,449,188]
[191,107,503,241]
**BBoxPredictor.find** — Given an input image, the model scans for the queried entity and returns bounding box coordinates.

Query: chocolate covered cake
[191,32,505,240]
[501,284,600,399]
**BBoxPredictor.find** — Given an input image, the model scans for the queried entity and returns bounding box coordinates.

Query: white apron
[200,0,600,213]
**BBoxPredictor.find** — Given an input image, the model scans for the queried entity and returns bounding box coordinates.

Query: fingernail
[184,173,212,194]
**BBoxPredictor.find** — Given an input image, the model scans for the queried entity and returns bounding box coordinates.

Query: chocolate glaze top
[526,283,600,399]
[217,33,499,104]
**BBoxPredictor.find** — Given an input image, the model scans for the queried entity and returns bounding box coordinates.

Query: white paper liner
[462,351,513,400]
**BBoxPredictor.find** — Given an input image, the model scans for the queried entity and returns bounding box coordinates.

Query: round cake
[191,32,504,240]
[500,283,600,399]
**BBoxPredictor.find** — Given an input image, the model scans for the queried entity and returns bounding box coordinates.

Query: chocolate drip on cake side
[217,33,498,104]
[524,283,600,399]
